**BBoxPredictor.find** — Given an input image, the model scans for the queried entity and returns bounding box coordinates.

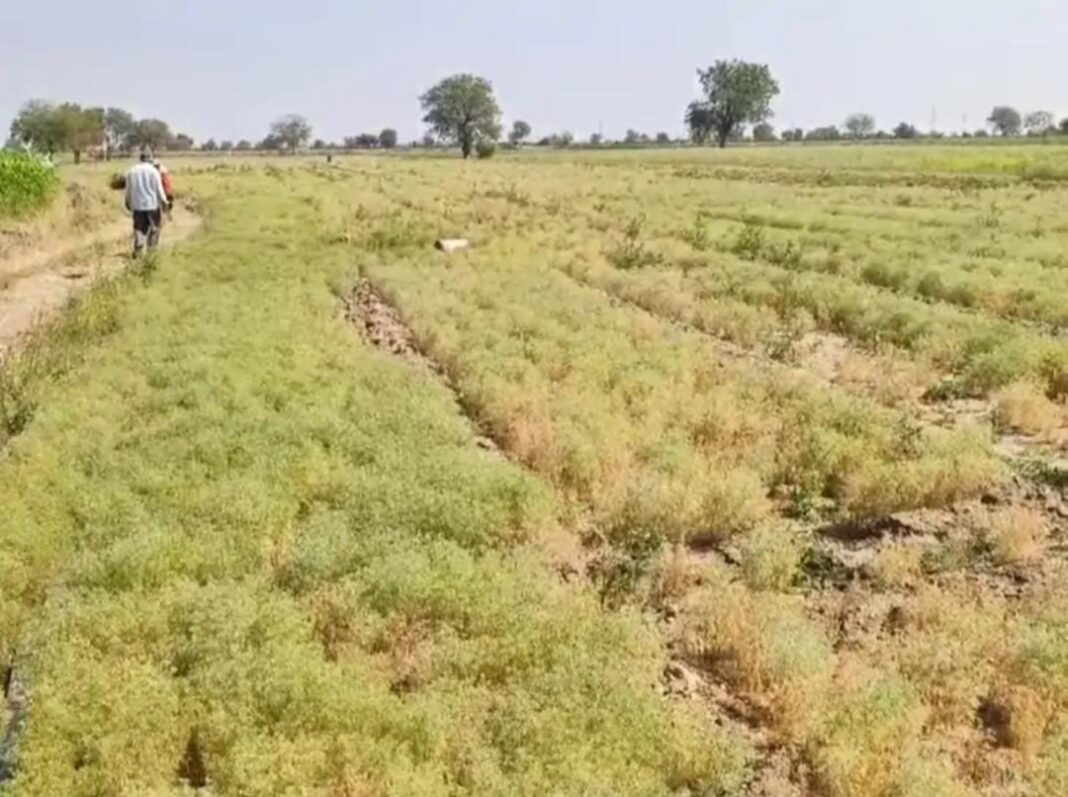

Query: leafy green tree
[987,106,1021,136]
[752,122,776,141]
[420,74,502,158]
[509,120,532,145]
[589,133,603,146]
[128,118,173,151]
[220,140,234,151]
[1061,118,1068,135]
[844,113,875,139]
[102,108,136,159]
[10,100,66,155]
[201,138,219,152]
[379,128,398,149]
[655,131,671,144]
[624,129,642,144]
[893,122,919,139]
[235,140,252,151]
[173,133,195,151]
[1024,110,1054,135]
[269,114,312,151]
[10,102,103,163]
[686,60,780,148]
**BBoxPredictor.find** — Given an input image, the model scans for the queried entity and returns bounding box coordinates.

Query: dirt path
[0,205,200,356]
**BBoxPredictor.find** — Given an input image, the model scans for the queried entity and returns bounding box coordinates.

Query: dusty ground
[0,204,200,356]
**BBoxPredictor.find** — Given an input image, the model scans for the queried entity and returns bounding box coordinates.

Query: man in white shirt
[124,151,170,257]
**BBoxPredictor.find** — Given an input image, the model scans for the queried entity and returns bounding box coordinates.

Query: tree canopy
[752,122,776,142]
[509,120,532,145]
[1024,110,1054,135]
[987,106,1022,136]
[128,119,173,152]
[893,122,919,139]
[420,74,501,158]
[844,113,875,139]
[686,60,779,148]
[379,128,399,149]
[269,114,313,151]
[9,101,103,162]
[102,108,136,158]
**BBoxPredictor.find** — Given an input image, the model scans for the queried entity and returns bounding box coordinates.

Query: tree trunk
[716,123,731,148]
[73,149,82,164]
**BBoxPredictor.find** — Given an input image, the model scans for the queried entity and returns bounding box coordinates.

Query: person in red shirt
[152,159,175,219]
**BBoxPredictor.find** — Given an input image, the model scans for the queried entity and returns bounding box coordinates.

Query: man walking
[124,150,170,257]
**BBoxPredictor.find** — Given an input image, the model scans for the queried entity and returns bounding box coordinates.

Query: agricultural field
[2,143,1068,796]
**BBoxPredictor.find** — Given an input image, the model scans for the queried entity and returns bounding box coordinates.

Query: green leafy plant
[731,218,766,260]
[0,151,60,218]
[608,215,663,270]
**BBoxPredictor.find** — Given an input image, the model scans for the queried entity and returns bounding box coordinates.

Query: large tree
[509,120,532,145]
[987,106,1022,137]
[1024,110,1054,135]
[128,118,173,151]
[893,122,919,140]
[102,107,137,159]
[60,104,103,164]
[420,74,501,159]
[9,101,103,163]
[752,122,776,142]
[10,100,67,155]
[379,128,398,149]
[269,114,312,151]
[686,60,779,148]
[844,113,875,139]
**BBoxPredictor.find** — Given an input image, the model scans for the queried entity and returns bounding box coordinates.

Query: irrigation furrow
[343,275,806,790]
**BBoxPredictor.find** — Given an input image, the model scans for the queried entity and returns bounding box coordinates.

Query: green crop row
[0,152,59,218]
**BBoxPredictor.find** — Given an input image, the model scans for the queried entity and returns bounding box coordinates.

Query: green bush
[475,140,497,159]
[0,151,59,218]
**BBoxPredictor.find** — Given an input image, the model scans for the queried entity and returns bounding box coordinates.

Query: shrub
[475,140,497,159]
[738,524,803,591]
[684,579,834,735]
[869,542,925,588]
[0,151,59,218]
[607,215,663,270]
[731,219,766,260]
[986,506,1048,565]
[992,380,1063,438]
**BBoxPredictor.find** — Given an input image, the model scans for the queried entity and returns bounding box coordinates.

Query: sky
[2,1,1066,144]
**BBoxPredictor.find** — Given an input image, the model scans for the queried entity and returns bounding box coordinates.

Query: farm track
[0,204,202,786]
[0,202,201,356]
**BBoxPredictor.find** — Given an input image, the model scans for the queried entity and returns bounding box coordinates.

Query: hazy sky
[3,1,1066,143]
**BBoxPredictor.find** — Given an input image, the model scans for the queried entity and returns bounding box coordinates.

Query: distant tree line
[10,80,1068,162]
[7,101,194,162]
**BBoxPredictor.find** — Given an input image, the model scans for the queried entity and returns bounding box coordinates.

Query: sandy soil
[0,204,200,356]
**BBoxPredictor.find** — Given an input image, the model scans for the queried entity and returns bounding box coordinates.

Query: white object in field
[435,238,470,253]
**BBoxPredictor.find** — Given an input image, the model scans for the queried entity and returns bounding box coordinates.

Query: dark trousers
[133,209,162,255]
